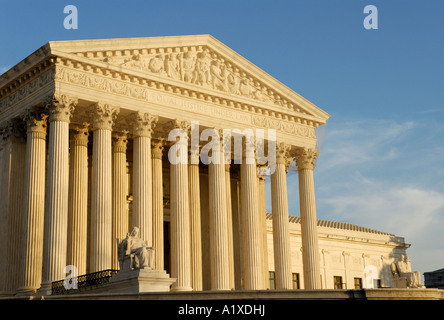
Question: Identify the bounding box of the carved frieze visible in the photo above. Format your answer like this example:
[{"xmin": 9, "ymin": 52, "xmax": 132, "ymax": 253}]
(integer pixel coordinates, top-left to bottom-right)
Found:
[
  {"xmin": 0, "ymin": 60, "xmax": 318, "ymax": 142},
  {"xmin": 0, "ymin": 70, "xmax": 55, "ymax": 112},
  {"xmin": 54, "ymin": 66, "xmax": 317, "ymax": 140}
]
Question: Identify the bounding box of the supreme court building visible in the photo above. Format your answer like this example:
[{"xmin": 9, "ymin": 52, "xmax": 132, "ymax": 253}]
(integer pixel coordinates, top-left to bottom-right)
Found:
[{"xmin": 0, "ymin": 35, "xmax": 412, "ymax": 297}]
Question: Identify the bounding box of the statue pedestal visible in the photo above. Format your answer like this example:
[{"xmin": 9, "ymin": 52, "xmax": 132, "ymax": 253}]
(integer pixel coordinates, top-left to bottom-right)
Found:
[{"xmin": 106, "ymin": 268, "xmax": 176, "ymax": 294}]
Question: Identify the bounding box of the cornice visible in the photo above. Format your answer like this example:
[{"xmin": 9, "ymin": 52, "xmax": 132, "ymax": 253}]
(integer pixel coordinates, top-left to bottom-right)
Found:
[
  {"xmin": 0, "ymin": 56, "xmax": 55, "ymax": 104},
  {"xmin": 0, "ymin": 43, "xmax": 51, "ymax": 86},
  {"xmin": 51, "ymin": 49, "xmax": 324, "ymax": 126},
  {"xmin": 0, "ymin": 36, "xmax": 328, "ymax": 147},
  {"xmin": 47, "ymin": 35, "xmax": 330, "ymax": 122}
]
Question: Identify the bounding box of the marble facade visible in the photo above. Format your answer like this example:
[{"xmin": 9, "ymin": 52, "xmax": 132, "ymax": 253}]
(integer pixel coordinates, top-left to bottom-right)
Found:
[{"xmin": 0, "ymin": 35, "xmax": 410, "ymax": 296}]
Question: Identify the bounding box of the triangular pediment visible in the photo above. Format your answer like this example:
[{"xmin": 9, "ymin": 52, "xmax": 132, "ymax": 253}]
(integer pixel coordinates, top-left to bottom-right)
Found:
[{"xmin": 48, "ymin": 35, "xmax": 330, "ymax": 124}]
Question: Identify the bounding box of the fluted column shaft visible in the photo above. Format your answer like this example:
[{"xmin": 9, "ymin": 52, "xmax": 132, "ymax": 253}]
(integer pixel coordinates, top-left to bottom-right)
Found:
[
  {"xmin": 189, "ymin": 150, "xmax": 202, "ymax": 290},
  {"xmin": 133, "ymin": 136, "xmax": 152, "ymax": 244},
  {"xmin": 90, "ymin": 103, "xmax": 119, "ymax": 272},
  {"xmin": 17, "ymin": 112, "xmax": 47, "ymax": 294},
  {"xmin": 225, "ymin": 164, "xmax": 235, "ymax": 290},
  {"xmin": 270, "ymin": 144, "xmax": 292, "ymax": 289},
  {"xmin": 209, "ymin": 142, "xmax": 229, "ymax": 290},
  {"xmin": 169, "ymin": 120, "xmax": 191, "ymax": 291},
  {"xmin": 0, "ymin": 121, "xmax": 26, "ymax": 295},
  {"xmin": 40, "ymin": 95, "xmax": 76, "ymax": 292},
  {"xmin": 152, "ymin": 139, "xmax": 165, "ymax": 271},
  {"xmin": 112, "ymin": 131, "xmax": 128, "ymax": 270},
  {"xmin": 132, "ymin": 112, "xmax": 158, "ymax": 245},
  {"xmin": 240, "ymin": 139, "xmax": 263, "ymax": 290},
  {"xmin": 67, "ymin": 124, "xmax": 89, "ymax": 276},
  {"xmin": 295, "ymin": 148, "xmax": 321, "ymax": 289},
  {"xmin": 258, "ymin": 172, "xmax": 270, "ymax": 289}
]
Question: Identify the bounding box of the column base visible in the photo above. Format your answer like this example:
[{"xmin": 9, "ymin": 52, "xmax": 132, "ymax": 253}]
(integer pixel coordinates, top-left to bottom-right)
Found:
[
  {"xmin": 171, "ymin": 286, "xmax": 193, "ymax": 292},
  {"xmin": 0, "ymin": 291, "xmax": 15, "ymax": 297},
  {"xmin": 105, "ymin": 268, "xmax": 176, "ymax": 294},
  {"xmin": 36, "ymin": 282, "xmax": 52, "ymax": 296},
  {"xmin": 15, "ymin": 286, "xmax": 39, "ymax": 297}
]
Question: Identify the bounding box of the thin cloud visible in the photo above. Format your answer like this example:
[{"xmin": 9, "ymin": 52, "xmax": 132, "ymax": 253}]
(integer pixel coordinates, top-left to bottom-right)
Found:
[
  {"xmin": 285, "ymin": 118, "xmax": 444, "ymax": 275},
  {"xmin": 316, "ymin": 119, "xmax": 416, "ymax": 173},
  {"xmin": 319, "ymin": 184, "xmax": 444, "ymax": 274},
  {"xmin": 413, "ymin": 108, "xmax": 444, "ymax": 115}
]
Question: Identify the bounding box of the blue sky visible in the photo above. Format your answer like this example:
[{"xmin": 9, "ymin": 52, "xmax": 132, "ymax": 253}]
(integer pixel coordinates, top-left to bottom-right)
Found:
[{"xmin": 1, "ymin": 0, "xmax": 443, "ymax": 276}]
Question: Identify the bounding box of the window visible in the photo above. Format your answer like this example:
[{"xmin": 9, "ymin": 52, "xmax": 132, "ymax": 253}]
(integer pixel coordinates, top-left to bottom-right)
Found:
[
  {"xmin": 333, "ymin": 276, "xmax": 343, "ymax": 289},
  {"xmin": 269, "ymin": 271, "xmax": 275, "ymax": 290},
  {"xmin": 354, "ymin": 277, "xmax": 362, "ymax": 289},
  {"xmin": 292, "ymin": 273, "xmax": 300, "ymax": 289}
]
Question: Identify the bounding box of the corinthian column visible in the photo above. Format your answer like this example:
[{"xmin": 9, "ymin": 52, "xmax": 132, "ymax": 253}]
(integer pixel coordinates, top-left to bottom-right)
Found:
[
  {"xmin": 67, "ymin": 124, "xmax": 90, "ymax": 276},
  {"xmin": 189, "ymin": 146, "xmax": 202, "ymax": 290},
  {"xmin": 152, "ymin": 139, "xmax": 165, "ymax": 271},
  {"xmin": 270, "ymin": 142, "xmax": 292, "ymax": 289},
  {"xmin": 39, "ymin": 94, "xmax": 77, "ymax": 294},
  {"xmin": 0, "ymin": 120, "xmax": 26, "ymax": 295},
  {"xmin": 112, "ymin": 131, "xmax": 128, "ymax": 270},
  {"xmin": 131, "ymin": 112, "xmax": 158, "ymax": 246},
  {"xmin": 90, "ymin": 103, "xmax": 119, "ymax": 272},
  {"xmin": 168, "ymin": 120, "xmax": 192, "ymax": 291},
  {"xmin": 294, "ymin": 147, "xmax": 321, "ymax": 289},
  {"xmin": 17, "ymin": 111, "xmax": 47, "ymax": 294},
  {"xmin": 208, "ymin": 133, "xmax": 229, "ymax": 290},
  {"xmin": 240, "ymin": 135, "xmax": 263, "ymax": 290}
]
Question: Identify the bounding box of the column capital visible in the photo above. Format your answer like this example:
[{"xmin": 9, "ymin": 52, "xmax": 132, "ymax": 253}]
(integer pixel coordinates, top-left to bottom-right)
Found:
[
  {"xmin": 257, "ymin": 164, "xmax": 268, "ymax": 177},
  {"xmin": 44, "ymin": 93, "xmax": 77, "ymax": 123},
  {"xmin": 165, "ymin": 119, "xmax": 191, "ymax": 133},
  {"xmin": 130, "ymin": 111, "xmax": 159, "ymax": 138},
  {"xmin": 0, "ymin": 118, "xmax": 26, "ymax": 144},
  {"xmin": 238, "ymin": 133, "xmax": 256, "ymax": 163},
  {"xmin": 70, "ymin": 123, "xmax": 90, "ymax": 147},
  {"xmin": 21, "ymin": 109, "xmax": 48, "ymax": 137},
  {"xmin": 92, "ymin": 102, "xmax": 119, "ymax": 131},
  {"xmin": 274, "ymin": 142, "xmax": 293, "ymax": 173},
  {"xmin": 112, "ymin": 130, "xmax": 129, "ymax": 153},
  {"xmin": 165, "ymin": 119, "xmax": 191, "ymax": 146},
  {"xmin": 152, "ymin": 138, "xmax": 166, "ymax": 160},
  {"xmin": 276, "ymin": 142, "xmax": 291, "ymax": 164},
  {"xmin": 294, "ymin": 147, "xmax": 318, "ymax": 171}
]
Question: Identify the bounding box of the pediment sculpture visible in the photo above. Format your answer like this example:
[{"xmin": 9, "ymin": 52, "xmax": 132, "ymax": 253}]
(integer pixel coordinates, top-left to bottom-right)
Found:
[
  {"xmin": 101, "ymin": 46, "xmax": 295, "ymax": 110},
  {"xmin": 116, "ymin": 226, "xmax": 155, "ymax": 271},
  {"xmin": 390, "ymin": 255, "xmax": 424, "ymax": 288}
]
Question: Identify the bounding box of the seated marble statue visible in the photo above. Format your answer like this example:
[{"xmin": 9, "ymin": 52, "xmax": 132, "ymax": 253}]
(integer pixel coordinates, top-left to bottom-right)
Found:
[
  {"xmin": 390, "ymin": 255, "xmax": 424, "ymax": 288},
  {"xmin": 117, "ymin": 227, "xmax": 154, "ymax": 271}
]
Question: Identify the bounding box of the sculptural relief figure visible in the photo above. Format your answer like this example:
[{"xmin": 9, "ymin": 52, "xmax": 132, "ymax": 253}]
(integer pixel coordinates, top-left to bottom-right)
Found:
[
  {"xmin": 210, "ymin": 60, "xmax": 228, "ymax": 91},
  {"xmin": 148, "ymin": 55, "xmax": 166, "ymax": 75},
  {"xmin": 117, "ymin": 226, "xmax": 154, "ymax": 270},
  {"xmin": 193, "ymin": 49, "xmax": 211, "ymax": 86},
  {"xmin": 180, "ymin": 51, "xmax": 196, "ymax": 83},
  {"xmin": 227, "ymin": 69, "xmax": 241, "ymax": 95},
  {"xmin": 239, "ymin": 76, "xmax": 254, "ymax": 98},
  {"xmin": 122, "ymin": 54, "xmax": 146, "ymax": 70},
  {"xmin": 164, "ymin": 53, "xmax": 181, "ymax": 80},
  {"xmin": 390, "ymin": 255, "xmax": 424, "ymax": 288}
]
